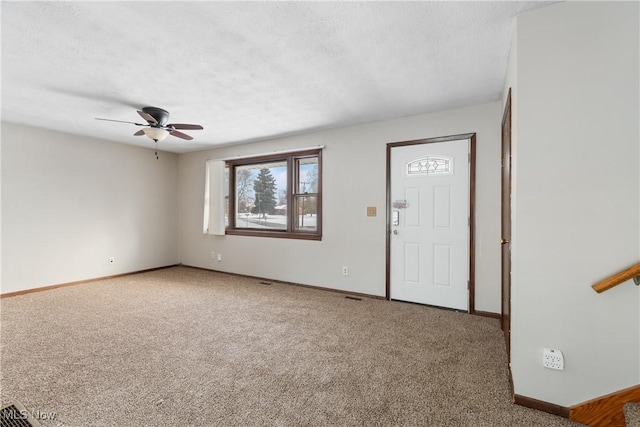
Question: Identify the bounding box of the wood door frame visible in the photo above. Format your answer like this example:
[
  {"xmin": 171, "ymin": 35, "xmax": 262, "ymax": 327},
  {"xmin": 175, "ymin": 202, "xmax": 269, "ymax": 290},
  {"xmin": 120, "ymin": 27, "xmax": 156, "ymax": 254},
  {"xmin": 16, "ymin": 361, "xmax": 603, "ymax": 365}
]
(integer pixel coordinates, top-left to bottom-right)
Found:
[
  {"xmin": 385, "ymin": 133, "xmax": 476, "ymax": 313},
  {"xmin": 501, "ymin": 89, "xmax": 513, "ymax": 358}
]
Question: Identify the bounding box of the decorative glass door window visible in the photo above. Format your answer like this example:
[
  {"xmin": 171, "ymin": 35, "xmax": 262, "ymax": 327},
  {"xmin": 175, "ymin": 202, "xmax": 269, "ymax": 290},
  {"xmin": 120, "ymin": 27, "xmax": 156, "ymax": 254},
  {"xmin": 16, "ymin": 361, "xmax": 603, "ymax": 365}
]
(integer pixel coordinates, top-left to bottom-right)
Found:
[{"xmin": 406, "ymin": 156, "xmax": 452, "ymax": 176}]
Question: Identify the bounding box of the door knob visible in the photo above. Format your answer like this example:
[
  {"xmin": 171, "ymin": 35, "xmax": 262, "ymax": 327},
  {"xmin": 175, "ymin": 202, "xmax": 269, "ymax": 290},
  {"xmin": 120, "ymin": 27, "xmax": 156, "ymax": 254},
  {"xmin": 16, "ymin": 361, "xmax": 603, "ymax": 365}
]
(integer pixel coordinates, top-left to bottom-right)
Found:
[{"xmin": 501, "ymin": 238, "xmax": 510, "ymax": 244}]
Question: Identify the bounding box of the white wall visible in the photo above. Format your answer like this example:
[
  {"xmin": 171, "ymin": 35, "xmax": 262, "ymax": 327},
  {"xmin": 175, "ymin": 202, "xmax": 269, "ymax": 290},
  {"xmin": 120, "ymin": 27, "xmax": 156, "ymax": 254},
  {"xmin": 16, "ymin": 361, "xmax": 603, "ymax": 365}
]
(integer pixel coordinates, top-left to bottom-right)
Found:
[
  {"xmin": 509, "ymin": 1, "xmax": 639, "ymax": 406},
  {"xmin": 179, "ymin": 102, "xmax": 503, "ymax": 313},
  {"xmin": 1, "ymin": 122, "xmax": 180, "ymax": 293}
]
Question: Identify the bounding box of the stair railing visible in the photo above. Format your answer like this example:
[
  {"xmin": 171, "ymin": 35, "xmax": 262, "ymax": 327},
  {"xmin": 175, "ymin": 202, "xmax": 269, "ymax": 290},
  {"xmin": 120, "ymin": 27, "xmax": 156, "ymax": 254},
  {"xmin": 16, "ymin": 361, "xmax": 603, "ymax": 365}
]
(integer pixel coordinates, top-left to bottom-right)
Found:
[{"xmin": 592, "ymin": 262, "xmax": 640, "ymax": 293}]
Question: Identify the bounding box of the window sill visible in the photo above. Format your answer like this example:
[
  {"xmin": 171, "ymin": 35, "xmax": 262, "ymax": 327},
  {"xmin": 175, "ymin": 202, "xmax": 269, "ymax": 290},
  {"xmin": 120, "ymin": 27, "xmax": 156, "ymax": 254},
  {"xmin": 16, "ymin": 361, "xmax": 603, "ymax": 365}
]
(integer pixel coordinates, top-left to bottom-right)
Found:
[{"xmin": 226, "ymin": 229, "xmax": 322, "ymax": 241}]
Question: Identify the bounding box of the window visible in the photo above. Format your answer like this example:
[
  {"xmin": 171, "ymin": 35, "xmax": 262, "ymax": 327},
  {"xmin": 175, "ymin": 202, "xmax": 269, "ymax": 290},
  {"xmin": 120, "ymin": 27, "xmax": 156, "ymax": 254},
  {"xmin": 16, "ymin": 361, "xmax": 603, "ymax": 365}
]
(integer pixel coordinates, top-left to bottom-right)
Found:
[{"xmin": 226, "ymin": 149, "xmax": 322, "ymax": 240}]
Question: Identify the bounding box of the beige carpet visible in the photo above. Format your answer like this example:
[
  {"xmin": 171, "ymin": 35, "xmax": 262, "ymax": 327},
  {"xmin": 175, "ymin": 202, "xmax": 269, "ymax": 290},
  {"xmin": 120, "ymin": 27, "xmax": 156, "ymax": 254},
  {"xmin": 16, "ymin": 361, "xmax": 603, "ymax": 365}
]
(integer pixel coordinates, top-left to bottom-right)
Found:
[
  {"xmin": 1, "ymin": 266, "xmax": 582, "ymax": 426},
  {"xmin": 626, "ymin": 402, "xmax": 640, "ymax": 427}
]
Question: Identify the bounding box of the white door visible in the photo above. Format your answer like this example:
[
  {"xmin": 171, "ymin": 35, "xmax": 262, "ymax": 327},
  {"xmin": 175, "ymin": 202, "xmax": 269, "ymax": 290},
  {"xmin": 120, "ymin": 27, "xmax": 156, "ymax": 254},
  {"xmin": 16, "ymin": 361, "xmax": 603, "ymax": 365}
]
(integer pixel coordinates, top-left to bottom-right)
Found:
[{"xmin": 390, "ymin": 139, "xmax": 470, "ymax": 310}]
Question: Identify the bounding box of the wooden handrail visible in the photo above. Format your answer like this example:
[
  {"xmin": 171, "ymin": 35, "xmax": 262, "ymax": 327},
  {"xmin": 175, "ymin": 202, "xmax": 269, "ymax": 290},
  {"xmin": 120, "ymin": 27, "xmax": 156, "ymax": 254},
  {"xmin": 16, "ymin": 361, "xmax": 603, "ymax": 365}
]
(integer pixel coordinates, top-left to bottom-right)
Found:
[{"xmin": 592, "ymin": 262, "xmax": 640, "ymax": 293}]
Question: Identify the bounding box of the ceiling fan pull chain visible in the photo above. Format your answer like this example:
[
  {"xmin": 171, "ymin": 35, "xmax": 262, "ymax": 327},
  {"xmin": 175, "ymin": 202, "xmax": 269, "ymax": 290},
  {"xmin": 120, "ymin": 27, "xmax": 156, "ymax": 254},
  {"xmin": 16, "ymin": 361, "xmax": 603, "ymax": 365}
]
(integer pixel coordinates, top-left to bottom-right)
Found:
[{"xmin": 155, "ymin": 140, "xmax": 159, "ymax": 160}]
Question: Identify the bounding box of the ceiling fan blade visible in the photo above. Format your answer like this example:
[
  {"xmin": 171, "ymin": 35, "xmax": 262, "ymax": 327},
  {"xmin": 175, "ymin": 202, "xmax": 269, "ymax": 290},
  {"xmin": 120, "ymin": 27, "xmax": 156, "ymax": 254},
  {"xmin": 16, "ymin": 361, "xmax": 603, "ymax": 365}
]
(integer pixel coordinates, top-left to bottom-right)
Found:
[
  {"xmin": 168, "ymin": 123, "xmax": 203, "ymax": 130},
  {"xmin": 133, "ymin": 129, "xmax": 145, "ymax": 136},
  {"xmin": 95, "ymin": 118, "xmax": 146, "ymax": 126},
  {"xmin": 137, "ymin": 110, "xmax": 157, "ymax": 125},
  {"xmin": 170, "ymin": 130, "xmax": 193, "ymax": 140}
]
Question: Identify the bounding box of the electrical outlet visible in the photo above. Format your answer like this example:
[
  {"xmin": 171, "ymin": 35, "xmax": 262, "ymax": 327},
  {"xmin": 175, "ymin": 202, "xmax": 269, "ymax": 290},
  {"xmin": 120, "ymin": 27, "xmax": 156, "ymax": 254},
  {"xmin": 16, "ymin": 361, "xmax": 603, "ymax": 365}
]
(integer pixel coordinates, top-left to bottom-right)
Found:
[
  {"xmin": 543, "ymin": 348, "xmax": 564, "ymax": 370},
  {"xmin": 342, "ymin": 266, "xmax": 348, "ymax": 276},
  {"xmin": 217, "ymin": 254, "xmax": 222, "ymax": 262},
  {"xmin": 211, "ymin": 251, "xmax": 216, "ymax": 259},
  {"xmin": 108, "ymin": 256, "xmax": 115, "ymax": 264}
]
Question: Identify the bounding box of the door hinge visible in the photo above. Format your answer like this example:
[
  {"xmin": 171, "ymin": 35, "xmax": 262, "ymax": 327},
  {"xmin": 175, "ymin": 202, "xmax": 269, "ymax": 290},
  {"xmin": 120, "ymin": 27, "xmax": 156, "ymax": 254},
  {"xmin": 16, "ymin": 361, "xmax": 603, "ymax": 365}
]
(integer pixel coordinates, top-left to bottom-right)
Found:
[{"xmin": 467, "ymin": 280, "xmax": 470, "ymax": 289}]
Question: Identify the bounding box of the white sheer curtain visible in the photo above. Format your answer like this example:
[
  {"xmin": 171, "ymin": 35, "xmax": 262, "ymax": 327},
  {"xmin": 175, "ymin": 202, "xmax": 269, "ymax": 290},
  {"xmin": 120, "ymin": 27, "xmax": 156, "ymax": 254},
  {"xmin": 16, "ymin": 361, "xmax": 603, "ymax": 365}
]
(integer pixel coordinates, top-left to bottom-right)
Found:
[{"xmin": 203, "ymin": 160, "xmax": 225, "ymax": 235}]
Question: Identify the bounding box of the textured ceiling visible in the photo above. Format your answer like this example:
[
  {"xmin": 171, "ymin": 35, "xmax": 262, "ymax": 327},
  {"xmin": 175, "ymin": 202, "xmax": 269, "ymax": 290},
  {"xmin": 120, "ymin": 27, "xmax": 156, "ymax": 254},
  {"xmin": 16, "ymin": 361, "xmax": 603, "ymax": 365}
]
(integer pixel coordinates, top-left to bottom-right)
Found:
[{"xmin": 1, "ymin": 1, "xmax": 552, "ymax": 153}]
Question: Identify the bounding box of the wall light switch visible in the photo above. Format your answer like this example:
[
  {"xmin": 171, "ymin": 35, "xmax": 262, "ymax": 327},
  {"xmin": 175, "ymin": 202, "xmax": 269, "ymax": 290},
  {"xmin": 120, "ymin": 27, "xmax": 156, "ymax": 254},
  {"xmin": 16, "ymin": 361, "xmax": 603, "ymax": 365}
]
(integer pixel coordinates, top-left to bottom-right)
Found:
[{"xmin": 367, "ymin": 207, "xmax": 377, "ymax": 217}]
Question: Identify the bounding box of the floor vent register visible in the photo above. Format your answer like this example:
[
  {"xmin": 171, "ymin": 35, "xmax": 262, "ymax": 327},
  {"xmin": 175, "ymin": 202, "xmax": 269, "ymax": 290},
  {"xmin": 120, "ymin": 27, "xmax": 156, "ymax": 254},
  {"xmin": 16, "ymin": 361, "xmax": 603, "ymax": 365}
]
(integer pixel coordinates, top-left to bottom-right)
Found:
[{"xmin": 0, "ymin": 402, "xmax": 41, "ymax": 427}]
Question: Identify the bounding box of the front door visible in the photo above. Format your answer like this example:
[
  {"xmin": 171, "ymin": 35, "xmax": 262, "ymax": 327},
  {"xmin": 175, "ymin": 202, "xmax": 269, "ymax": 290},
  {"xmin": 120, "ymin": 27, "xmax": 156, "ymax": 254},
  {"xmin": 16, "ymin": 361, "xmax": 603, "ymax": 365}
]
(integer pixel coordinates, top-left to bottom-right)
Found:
[{"xmin": 389, "ymin": 138, "xmax": 470, "ymax": 310}]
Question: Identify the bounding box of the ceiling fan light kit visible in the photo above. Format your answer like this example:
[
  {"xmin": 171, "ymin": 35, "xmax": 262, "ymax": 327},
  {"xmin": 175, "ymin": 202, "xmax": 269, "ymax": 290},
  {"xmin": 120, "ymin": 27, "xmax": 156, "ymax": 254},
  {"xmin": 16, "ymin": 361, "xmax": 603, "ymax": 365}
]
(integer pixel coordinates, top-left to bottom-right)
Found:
[{"xmin": 142, "ymin": 127, "xmax": 169, "ymax": 142}]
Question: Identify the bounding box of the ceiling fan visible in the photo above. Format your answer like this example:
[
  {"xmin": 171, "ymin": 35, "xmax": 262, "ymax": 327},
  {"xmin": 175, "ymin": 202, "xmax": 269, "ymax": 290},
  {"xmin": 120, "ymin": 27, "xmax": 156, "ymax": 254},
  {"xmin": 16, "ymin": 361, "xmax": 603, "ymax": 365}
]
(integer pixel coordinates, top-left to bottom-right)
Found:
[{"xmin": 96, "ymin": 106, "xmax": 203, "ymax": 142}]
